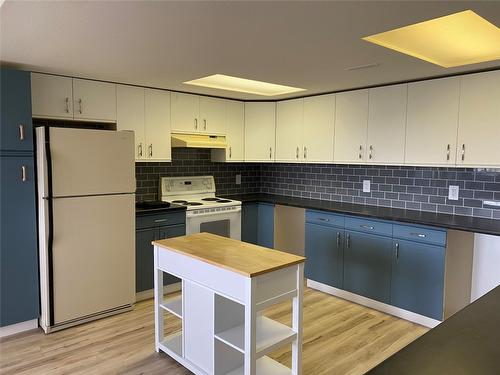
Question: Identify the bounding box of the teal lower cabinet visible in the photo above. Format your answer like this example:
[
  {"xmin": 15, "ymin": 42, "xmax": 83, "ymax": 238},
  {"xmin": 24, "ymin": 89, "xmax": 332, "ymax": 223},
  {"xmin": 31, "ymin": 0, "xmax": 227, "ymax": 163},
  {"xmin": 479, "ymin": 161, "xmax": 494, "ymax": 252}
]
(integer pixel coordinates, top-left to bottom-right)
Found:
[
  {"xmin": 343, "ymin": 231, "xmax": 393, "ymax": 304},
  {"xmin": 241, "ymin": 202, "xmax": 274, "ymax": 248},
  {"xmin": 136, "ymin": 211, "xmax": 186, "ymax": 293}
]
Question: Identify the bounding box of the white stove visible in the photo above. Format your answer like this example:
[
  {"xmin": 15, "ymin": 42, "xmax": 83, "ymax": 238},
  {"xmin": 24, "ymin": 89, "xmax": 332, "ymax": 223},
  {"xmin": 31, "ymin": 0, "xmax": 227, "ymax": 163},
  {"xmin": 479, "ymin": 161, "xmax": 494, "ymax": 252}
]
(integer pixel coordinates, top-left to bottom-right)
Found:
[{"xmin": 160, "ymin": 176, "xmax": 242, "ymax": 239}]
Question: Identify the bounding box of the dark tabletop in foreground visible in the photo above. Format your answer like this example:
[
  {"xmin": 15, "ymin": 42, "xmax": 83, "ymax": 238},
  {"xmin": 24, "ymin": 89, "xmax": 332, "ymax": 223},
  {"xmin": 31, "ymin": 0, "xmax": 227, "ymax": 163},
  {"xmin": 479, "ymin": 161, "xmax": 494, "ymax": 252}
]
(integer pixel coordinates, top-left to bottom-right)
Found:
[
  {"xmin": 367, "ymin": 286, "xmax": 500, "ymax": 375},
  {"xmin": 225, "ymin": 193, "xmax": 500, "ymax": 236}
]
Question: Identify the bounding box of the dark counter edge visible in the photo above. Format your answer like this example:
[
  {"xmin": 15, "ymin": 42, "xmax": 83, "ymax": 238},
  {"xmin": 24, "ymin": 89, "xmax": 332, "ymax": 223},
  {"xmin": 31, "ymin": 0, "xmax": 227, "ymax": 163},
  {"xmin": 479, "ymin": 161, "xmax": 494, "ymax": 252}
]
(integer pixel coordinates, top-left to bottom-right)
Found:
[
  {"xmin": 136, "ymin": 204, "xmax": 187, "ymax": 215},
  {"xmin": 224, "ymin": 193, "xmax": 500, "ymax": 236}
]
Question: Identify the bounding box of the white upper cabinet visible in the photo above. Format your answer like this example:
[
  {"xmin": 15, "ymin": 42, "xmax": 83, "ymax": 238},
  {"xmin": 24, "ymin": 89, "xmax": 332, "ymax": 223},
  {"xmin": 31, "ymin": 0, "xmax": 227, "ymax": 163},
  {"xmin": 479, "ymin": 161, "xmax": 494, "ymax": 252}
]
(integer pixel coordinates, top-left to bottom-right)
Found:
[
  {"xmin": 117, "ymin": 85, "xmax": 145, "ymax": 160},
  {"xmin": 303, "ymin": 94, "xmax": 335, "ymax": 163},
  {"xmin": 31, "ymin": 73, "xmax": 74, "ymax": 119},
  {"xmin": 199, "ymin": 96, "xmax": 226, "ymax": 135},
  {"xmin": 457, "ymin": 70, "xmax": 500, "ymax": 167},
  {"xmin": 334, "ymin": 89, "xmax": 369, "ymax": 163},
  {"xmin": 171, "ymin": 93, "xmax": 225, "ymax": 134},
  {"xmin": 145, "ymin": 89, "xmax": 171, "ymax": 162},
  {"xmin": 276, "ymin": 98, "xmax": 304, "ymax": 162},
  {"xmin": 244, "ymin": 102, "xmax": 276, "ymax": 162},
  {"xmin": 367, "ymin": 84, "xmax": 407, "ymax": 165},
  {"xmin": 212, "ymin": 100, "xmax": 245, "ymax": 162},
  {"xmin": 72, "ymin": 79, "xmax": 116, "ymax": 122},
  {"xmin": 405, "ymin": 77, "xmax": 460, "ymax": 166}
]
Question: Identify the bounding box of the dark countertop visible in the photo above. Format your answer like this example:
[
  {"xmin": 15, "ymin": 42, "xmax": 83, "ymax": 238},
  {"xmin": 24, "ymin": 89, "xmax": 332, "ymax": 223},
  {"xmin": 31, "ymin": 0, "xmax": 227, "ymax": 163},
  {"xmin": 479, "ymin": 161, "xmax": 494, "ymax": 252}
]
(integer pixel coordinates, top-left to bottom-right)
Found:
[
  {"xmin": 224, "ymin": 193, "xmax": 500, "ymax": 236},
  {"xmin": 367, "ymin": 286, "xmax": 500, "ymax": 375},
  {"xmin": 135, "ymin": 202, "xmax": 186, "ymax": 215}
]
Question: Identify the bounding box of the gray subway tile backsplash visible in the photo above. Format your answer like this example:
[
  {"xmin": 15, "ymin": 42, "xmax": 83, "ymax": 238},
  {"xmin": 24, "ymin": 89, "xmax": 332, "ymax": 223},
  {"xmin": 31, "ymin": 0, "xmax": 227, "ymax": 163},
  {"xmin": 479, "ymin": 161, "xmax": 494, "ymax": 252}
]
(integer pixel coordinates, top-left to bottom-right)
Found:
[{"xmin": 135, "ymin": 149, "xmax": 500, "ymax": 220}]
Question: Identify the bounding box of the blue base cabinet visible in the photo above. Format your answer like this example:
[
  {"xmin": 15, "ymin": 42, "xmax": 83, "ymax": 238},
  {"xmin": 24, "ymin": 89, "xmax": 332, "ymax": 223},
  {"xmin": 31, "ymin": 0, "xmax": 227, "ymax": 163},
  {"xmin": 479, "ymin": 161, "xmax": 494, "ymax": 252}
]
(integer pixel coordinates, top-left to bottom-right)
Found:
[
  {"xmin": 136, "ymin": 211, "xmax": 185, "ymax": 293},
  {"xmin": 242, "ymin": 203, "xmax": 274, "ymax": 248}
]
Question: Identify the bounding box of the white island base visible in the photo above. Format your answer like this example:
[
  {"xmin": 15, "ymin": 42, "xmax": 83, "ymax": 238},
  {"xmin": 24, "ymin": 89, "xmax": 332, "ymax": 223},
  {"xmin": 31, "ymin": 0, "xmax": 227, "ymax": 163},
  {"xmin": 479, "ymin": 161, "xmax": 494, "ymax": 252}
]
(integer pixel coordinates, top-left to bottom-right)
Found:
[{"xmin": 153, "ymin": 233, "xmax": 305, "ymax": 375}]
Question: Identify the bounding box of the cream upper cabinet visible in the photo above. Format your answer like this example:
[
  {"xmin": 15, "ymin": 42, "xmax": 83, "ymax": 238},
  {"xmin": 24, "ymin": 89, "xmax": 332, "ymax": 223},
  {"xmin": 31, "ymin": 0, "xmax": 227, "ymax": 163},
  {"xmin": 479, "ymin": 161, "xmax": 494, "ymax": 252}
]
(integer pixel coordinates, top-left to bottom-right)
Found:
[
  {"xmin": 303, "ymin": 94, "xmax": 335, "ymax": 163},
  {"xmin": 457, "ymin": 70, "xmax": 500, "ymax": 167},
  {"xmin": 244, "ymin": 102, "xmax": 276, "ymax": 162},
  {"xmin": 171, "ymin": 92, "xmax": 200, "ymax": 133},
  {"xmin": 334, "ymin": 89, "xmax": 369, "ymax": 163},
  {"xmin": 117, "ymin": 85, "xmax": 145, "ymax": 160},
  {"xmin": 145, "ymin": 89, "xmax": 171, "ymax": 162},
  {"xmin": 367, "ymin": 84, "xmax": 407, "ymax": 165},
  {"xmin": 199, "ymin": 96, "xmax": 226, "ymax": 135},
  {"xmin": 276, "ymin": 98, "xmax": 304, "ymax": 162},
  {"xmin": 222, "ymin": 100, "xmax": 245, "ymax": 161},
  {"xmin": 72, "ymin": 79, "xmax": 116, "ymax": 122},
  {"xmin": 406, "ymin": 77, "xmax": 460, "ymax": 166},
  {"xmin": 31, "ymin": 73, "xmax": 73, "ymax": 119}
]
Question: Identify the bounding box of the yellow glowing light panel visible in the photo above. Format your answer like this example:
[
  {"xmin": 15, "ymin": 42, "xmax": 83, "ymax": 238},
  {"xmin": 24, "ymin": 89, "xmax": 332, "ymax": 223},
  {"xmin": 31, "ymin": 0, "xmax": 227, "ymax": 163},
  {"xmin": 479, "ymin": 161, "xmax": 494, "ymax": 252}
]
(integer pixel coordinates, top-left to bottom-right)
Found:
[
  {"xmin": 184, "ymin": 74, "xmax": 305, "ymax": 96},
  {"xmin": 363, "ymin": 10, "xmax": 500, "ymax": 67}
]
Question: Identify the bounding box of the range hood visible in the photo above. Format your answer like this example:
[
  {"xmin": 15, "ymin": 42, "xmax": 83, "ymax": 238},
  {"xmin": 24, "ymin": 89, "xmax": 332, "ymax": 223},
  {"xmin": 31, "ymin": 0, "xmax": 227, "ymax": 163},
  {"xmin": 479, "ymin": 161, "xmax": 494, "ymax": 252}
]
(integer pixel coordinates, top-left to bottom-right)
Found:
[{"xmin": 171, "ymin": 133, "xmax": 227, "ymax": 148}]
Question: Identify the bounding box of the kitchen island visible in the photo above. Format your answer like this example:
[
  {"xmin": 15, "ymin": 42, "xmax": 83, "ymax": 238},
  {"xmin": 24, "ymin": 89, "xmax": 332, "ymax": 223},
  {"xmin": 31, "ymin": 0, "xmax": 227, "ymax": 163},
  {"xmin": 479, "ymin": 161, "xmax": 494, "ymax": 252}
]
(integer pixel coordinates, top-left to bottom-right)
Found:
[{"xmin": 153, "ymin": 232, "xmax": 306, "ymax": 375}]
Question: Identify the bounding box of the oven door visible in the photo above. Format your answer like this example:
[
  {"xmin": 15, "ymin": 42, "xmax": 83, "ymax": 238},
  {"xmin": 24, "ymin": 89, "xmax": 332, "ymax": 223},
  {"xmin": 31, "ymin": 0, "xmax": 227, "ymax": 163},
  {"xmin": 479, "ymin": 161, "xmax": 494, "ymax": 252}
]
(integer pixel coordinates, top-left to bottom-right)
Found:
[{"xmin": 186, "ymin": 207, "xmax": 241, "ymax": 240}]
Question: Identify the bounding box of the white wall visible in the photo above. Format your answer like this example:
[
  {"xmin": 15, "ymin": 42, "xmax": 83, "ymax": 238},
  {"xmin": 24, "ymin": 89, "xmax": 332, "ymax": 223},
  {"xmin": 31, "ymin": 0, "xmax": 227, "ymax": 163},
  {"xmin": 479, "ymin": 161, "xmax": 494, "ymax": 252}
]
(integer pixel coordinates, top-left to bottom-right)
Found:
[{"xmin": 471, "ymin": 234, "xmax": 500, "ymax": 302}]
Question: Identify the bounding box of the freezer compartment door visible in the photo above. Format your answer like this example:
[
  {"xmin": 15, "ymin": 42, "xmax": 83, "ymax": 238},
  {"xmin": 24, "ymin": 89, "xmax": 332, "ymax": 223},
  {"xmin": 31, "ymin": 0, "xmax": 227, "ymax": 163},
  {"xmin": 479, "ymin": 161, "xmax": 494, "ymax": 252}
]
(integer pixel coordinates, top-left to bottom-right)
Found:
[
  {"xmin": 51, "ymin": 194, "xmax": 135, "ymax": 325},
  {"xmin": 37, "ymin": 127, "xmax": 135, "ymax": 197}
]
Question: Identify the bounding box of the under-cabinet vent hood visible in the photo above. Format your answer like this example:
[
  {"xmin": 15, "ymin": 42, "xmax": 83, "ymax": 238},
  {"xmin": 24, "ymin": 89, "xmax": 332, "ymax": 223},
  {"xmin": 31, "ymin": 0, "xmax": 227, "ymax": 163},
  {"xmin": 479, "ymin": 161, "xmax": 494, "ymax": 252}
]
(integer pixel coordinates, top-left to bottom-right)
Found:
[{"xmin": 171, "ymin": 133, "xmax": 227, "ymax": 148}]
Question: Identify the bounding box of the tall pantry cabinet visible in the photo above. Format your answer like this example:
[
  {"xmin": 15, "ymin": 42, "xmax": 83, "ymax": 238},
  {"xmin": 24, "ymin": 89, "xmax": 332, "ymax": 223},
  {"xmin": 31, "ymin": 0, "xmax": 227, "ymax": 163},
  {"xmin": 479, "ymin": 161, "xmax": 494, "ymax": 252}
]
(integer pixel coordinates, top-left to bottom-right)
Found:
[{"xmin": 0, "ymin": 69, "xmax": 39, "ymax": 328}]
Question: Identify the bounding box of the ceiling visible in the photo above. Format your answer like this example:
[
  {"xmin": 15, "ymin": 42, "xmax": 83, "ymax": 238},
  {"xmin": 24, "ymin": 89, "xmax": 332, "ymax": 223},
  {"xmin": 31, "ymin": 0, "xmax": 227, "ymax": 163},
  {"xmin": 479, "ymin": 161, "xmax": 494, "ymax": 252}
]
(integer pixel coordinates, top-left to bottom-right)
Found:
[{"xmin": 1, "ymin": 1, "xmax": 499, "ymax": 100}]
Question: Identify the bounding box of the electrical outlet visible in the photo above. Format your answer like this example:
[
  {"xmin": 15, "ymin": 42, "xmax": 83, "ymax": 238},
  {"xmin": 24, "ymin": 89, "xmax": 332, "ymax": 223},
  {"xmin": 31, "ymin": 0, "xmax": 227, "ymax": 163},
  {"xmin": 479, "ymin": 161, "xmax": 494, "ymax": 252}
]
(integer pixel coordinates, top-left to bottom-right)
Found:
[
  {"xmin": 363, "ymin": 180, "xmax": 371, "ymax": 193},
  {"xmin": 448, "ymin": 185, "xmax": 459, "ymax": 200},
  {"xmin": 235, "ymin": 174, "xmax": 241, "ymax": 185}
]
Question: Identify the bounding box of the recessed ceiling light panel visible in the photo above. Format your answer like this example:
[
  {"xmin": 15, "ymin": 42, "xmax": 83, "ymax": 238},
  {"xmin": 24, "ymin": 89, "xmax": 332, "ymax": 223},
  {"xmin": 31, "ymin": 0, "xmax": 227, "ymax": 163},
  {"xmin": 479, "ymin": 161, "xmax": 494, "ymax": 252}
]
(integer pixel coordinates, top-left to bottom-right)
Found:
[
  {"xmin": 184, "ymin": 74, "xmax": 306, "ymax": 96},
  {"xmin": 362, "ymin": 10, "xmax": 500, "ymax": 68}
]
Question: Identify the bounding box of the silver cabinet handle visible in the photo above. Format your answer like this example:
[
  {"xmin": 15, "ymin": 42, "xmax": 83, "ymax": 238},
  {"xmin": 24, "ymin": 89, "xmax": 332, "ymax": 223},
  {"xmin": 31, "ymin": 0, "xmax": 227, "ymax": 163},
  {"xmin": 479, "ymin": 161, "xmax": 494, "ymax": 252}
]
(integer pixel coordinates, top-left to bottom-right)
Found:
[
  {"xmin": 154, "ymin": 219, "xmax": 167, "ymax": 223},
  {"xmin": 296, "ymin": 146, "xmax": 299, "ymax": 159},
  {"xmin": 194, "ymin": 118, "xmax": 198, "ymax": 130},
  {"xmin": 203, "ymin": 119, "xmax": 207, "ymax": 130},
  {"xmin": 229, "ymin": 146, "xmax": 232, "ymax": 158},
  {"xmin": 369, "ymin": 145, "xmax": 373, "ymax": 160},
  {"xmin": 446, "ymin": 144, "xmax": 450, "ymax": 161},
  {"xmin": 65, "ymin": 97, "xmax": 70, "ymax": 113},
  {"xmin": 410, "ymin": 232, "xmax": 426, "ymax": 238},
  {"xmin": 304, "ymin": 146, "xmax": 307, "ymax": 159},
  {"xmin": 21, "ymin": 165, "xmax": 27, "ymax": 182},
  {"xmin": 77, "ymin": 98, "xmax": 82, "ymax": 114},
  {"xmin": 461, "ymin": 144, "xmax": 465, "ymax": 161},
  {"xmin": 317, "ymin": 217, "xmax": 330, "ymax": 222},
  {"xmin": 360, "ymin": 224, "xmax": 374, "ymax": 230},
  {"xmin": 19, "ymin": 124, "xmax": 25, "ymax": 141},
  {"xmin": 358, "ymin": 145, "xmax": 363, "ymax": 159},
  {"xmin": 269, "ymin": 147, "xmax": 272, "ymax": 159},
  {"xmin": 336, "ymin": 232, "xmax": 341, "ymax": 247},
  {"xmin": 346, "ymin": 233, "xmax": 351, "ymax": 248},
  {"xmin": 395, "ymin": 242, "xmax": 399, "ymax": 260},
  {"xmin": 138, "ymin": 143, "xmax": 143, "ymax": 157},
  {"xmin": 149, "ymin": 144, "xmax": 153, "ymax": 157}
]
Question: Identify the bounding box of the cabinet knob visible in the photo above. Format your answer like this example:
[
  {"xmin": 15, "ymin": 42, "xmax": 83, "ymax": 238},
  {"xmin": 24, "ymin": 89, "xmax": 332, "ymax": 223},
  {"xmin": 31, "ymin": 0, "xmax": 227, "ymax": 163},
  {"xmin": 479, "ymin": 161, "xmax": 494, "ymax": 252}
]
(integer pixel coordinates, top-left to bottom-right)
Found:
[
  {"xmin": 461, "ymin": 144, "xmax": 465, "ymax": 161},
  {"xmin": 369, "ymin": 145, "xmax": 373, "ymax": 160},
  {"xmin": 346, "ymin": 234, "xmax": 351, "ymax": 248},
  {"xmin": 19, "ymin": 124, "xmax": 25, "ymax": 141},
  {"xmin": 269, "ymin": 147, "xmax": 272, "ymax": 159},
  {"xmin": 304, "ymin": 146, "xmax": 307, "ymax": 159},
  {"xmin": 65, "ymin": 97, "xmax": 70, "ymax": 113},
  {"xmin": 203, "ymin": 119, "xmax": 207, "ymax": 130},
  {"xmin": 296, "ymin": 146, "xmax": 299, "ymax": 159},
  {"xmin": 358, "ymin": 145, "xmax": 363, "ymax": 159},
  {"xmin": 149, "ymin": 144, "xmax": 153, "ymax": 158},
  {"xmin": 395, "ymin": 242, "xmax": 399, "ymax": 260},
  {"xmin": 138, "ymin": 143, "xmax": 143, "ymax": 157},
  {"xmin": 336, "ymin": 232, "xmax": 341, "ymax": 247},
  {"xmin": 21, "ymin": 165, "xmax": 27, "ymax": 182},
  {"xmin": 446, "ymin": 144, "xmax": 451, "ymax": 161},
  {"xmin": 194, "ymin": 118, "xmax": 198, "ymax": 130},
  {"xmin": 229, "ymin": 146, "xmax": 232, "ymax": 158}
]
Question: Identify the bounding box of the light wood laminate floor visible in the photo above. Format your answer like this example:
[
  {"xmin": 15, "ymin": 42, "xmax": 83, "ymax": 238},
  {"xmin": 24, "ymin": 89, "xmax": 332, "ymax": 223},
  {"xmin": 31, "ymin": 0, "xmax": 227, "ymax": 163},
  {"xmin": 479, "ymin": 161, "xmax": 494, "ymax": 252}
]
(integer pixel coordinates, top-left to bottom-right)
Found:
[{"xmin": 0, "ymin": 288, "xmax": 428, "ymax": 375}]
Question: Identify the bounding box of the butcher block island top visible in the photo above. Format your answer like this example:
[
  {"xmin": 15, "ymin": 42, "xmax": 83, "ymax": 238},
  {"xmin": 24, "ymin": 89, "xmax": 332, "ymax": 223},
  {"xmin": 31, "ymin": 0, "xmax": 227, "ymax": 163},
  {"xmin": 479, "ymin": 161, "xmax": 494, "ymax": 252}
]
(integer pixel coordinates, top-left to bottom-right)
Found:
[{"xmin": 152, "ymin": 232, "xmax": 305, "ymax": 277}]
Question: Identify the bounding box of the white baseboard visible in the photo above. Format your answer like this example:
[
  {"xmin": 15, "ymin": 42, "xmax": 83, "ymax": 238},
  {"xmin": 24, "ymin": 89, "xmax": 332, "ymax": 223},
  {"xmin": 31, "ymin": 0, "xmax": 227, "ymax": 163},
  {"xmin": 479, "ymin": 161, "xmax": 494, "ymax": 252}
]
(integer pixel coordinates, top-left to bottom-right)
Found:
[
  {"xmin": 307, "ymin": 279, "xmax": 441, "ymax": 328},
  {"xmin": 0, "ymin": 319, "xmax": 39, "ymax": 338},
  {"xmin": 135, "ymin": 282, "xmax": 182, "ymax": 302}
]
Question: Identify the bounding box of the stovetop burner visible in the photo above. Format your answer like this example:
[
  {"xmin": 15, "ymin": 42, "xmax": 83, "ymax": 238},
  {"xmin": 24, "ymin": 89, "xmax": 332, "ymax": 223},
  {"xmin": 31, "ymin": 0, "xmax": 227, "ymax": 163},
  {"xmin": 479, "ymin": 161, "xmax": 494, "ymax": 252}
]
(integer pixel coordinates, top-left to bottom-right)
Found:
[
  {"xmin": 172, "ymin": 200, "xmax": 188, "ymax": 205},
  {"xmin": 216, "ymin": 199, "xmax": 232, "ymax": 203},
  {"xmin": 185, "ymin": 202, "xmax": 203, "ymax": 206},
  {"xmin": 201, "ymin": 198, "xmax": 221, "ymax": 202}
]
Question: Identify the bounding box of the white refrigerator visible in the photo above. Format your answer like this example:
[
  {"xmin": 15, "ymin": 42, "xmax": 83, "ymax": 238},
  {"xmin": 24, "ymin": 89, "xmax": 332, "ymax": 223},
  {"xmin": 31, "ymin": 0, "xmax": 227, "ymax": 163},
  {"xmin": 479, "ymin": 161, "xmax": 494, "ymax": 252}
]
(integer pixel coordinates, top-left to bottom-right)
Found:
[{"xmin": 36, "ymin": 127, "xmax": 136, "ymax": 333}]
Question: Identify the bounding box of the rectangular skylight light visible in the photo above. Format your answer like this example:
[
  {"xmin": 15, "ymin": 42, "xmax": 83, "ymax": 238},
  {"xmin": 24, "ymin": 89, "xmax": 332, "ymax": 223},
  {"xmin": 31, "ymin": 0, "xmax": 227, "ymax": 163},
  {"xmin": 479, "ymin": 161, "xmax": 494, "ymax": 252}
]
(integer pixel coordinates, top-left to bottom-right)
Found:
[
  {"xmin": 362, "ymin": 10, "xmax": 500, "ymax": 68},
  {"xmin": 184, "ymin": 74, "xmax": 305, "ymax": 96}
]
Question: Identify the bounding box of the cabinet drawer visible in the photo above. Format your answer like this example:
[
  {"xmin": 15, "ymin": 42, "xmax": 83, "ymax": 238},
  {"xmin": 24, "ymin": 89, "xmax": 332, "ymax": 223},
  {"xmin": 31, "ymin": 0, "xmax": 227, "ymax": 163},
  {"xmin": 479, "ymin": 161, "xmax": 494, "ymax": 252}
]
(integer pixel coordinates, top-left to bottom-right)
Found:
[
  {"xmin": 306, "ymin": 210, "xmax": 345, "ymax": 228},
  {"xmin": 345, "ymin": 216, "xmax": 392, "ymax": 237},
  {"xmin": 393, "ymin": 224, "xmax": 446, "ymax": 246},
  {"xmin": 136, "ymin": 211, "xmax": 186, "ymax": 230}
]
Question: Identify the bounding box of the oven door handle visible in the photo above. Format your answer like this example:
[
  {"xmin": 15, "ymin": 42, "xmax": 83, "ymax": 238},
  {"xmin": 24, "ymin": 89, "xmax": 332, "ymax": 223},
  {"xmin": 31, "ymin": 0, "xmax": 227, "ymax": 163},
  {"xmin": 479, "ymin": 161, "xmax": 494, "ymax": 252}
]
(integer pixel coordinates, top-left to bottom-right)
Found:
[{"xmin": 186, "ymin": 207, "xmax": 242, "ymax": 218}]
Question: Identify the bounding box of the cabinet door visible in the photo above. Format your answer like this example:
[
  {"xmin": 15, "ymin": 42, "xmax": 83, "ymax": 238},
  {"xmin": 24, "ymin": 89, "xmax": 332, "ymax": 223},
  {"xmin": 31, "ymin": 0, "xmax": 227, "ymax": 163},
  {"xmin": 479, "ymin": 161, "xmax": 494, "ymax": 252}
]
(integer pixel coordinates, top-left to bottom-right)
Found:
[
  {"xmin": 343, "ymin": 231, "xmax": 392, "ymax": 304},
  {"xmin": 334, "ymin": 90, "xmax": 369, "ymax": 163},
  {"xmin": 73, "ymin": 79, "xmax": 116, "ymax": 122},
  {"xmin": 244, "ymin": 102, "xmax": 276, "ymax": 162},
  {"xmin": 305, "ymin": 224, "xmax": 343, "ymax": 289},
  {"xmin": 303, "ymin": 94, "xmax": 335, "ymax": 163},
  {"xmin": 391, "ymin": 240, "xmax": 445, "ymax": 320},
  {"xmin": 225, "ymin": 100, "xmax": 245, "ymax": 161},
  {"xmin": 171, "ymin": 92, "xmax": 200, "ymax": 133},
  {"xmin": 457, "ymin": 70, "xmax": 500, "ymax": 167},
  {"xmin": 257, "ymin": 203, "xmax": 275, "ymax": 248},
  {"xmin": 367, "ymin": 84, "xmax": 407, "ymax": 165},
  {"xmin": 159, "ymin": 224, "xmax": 185, "ymax": 285},
  {"xmin": 1, "ymin": 69, "xmax": 33, "ymax": 152},
  {"xmin": 145, "ymin": 89, "xmax": 171, "ymax": 161},
  {"xmin": 199, "ymin": 96, "xmax": 225, "ymax": 134},
  {"xmin": 135, "ymin": 228, "xmax": 157, "ymax": 293},
  {"xmin": 31, "ymin": 73, "xmax": 73, "ymax": 120},
  {"xmin": 116, "ymin": 85, "xmax": 145, "ymax": 160},
  {"xmin": 276, "ymin": 98, "xmax": 304, "ymax": 162},
  {"xmin": 241, "ymin": 203, "xmax": 258, "ymax": 245},
  {"xmin": 406, "ymin": 77, "xmax": 459, "ymax": 165},
  {"xmin": 0, "ymin": 156, "xmax": 39, "ymax": 326}
]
